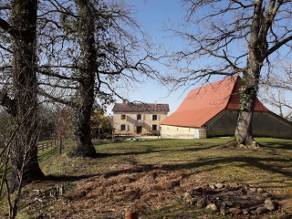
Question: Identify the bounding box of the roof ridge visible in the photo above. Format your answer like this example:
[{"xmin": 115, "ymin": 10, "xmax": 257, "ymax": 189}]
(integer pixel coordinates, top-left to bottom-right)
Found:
[
  {"xmin": 201, "ymin": 76, "xmax": 239, "ymax": 125},
  {"xmin": 189, "ymin": 75, "xmax": 238, "ymax": 93},
  {"xmin": 223, "ymin": 75, "xmax": 239, "ymax": 111},
  {"xmin": 112, "ymin": 102, "xmax": 169, "ymax": 113}
]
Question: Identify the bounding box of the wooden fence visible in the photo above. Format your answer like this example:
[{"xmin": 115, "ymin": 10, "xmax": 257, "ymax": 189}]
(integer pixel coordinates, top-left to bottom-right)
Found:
[{"xmin": 37, "ymin": 138, "xmax": 64, "ymax": 154}]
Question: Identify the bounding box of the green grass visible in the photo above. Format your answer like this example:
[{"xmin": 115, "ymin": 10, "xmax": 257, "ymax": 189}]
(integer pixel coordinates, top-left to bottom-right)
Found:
[
  {"xmin": 2, "ymin": 137, "xmax": 292, "ymax": 218},
  {"xmin": 40, "ymin": 138, "xmax": 231, "ymax": 176},
  {"xmin": 41, "ymin": 137, "xmax": 292, "ymax": 185},
  {"xmin": 102, "ymin": 137, "xmax": 292, "ymax": 190}
]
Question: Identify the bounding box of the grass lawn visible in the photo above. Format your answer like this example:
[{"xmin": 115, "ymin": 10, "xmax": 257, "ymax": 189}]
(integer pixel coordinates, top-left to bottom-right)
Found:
[{"xmin": 1, "ymin": 137, "xmax": 292, "ymax": 218}]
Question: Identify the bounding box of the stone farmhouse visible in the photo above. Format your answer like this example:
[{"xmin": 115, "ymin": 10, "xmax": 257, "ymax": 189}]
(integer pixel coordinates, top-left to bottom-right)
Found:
[
  {"xmin": 112, "ymin": 102, "xmax": 169, "ymax": 136},
  {"xmin": 161, "ymin": 75, "xmax": 292, "ymax": 139}
]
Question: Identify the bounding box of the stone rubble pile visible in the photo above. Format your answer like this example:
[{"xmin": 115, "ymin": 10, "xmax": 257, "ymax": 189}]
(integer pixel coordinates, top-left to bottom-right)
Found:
[{"xmin": 184, "ymin": 183, "xmax": 279, "ymax": 216}]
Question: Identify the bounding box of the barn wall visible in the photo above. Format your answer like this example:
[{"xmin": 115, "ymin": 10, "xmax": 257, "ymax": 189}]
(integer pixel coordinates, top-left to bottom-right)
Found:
[
  {"xmin": 206, "ymin": 110, "xmax": 292, "ymax": 139},
  {"xmin": 160, "ymin": 125, "xmax": 206, "ymax": 139},
  {"xmin": 253, "ymin": 112, "xmax": 292, "ymax": 138}
]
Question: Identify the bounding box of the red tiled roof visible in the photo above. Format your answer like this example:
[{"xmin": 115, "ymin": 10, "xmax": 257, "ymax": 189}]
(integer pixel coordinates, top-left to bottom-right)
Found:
[
  {"xmin": 226, "ymin": 80, "xmax": 268, "ymax": 111},
  {"xmin": 112, "ymin": 102, "xmax": 169, "ymax": 113},
  {"xmin": 161, "ymin": 75, "xmax": 268, "ymax": 128}
]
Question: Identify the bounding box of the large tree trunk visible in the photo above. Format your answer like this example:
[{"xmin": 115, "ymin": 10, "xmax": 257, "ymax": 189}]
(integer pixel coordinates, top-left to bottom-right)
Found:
[
  {"xmin": 10, "ymin": 0, "xmax": 44, "ymax": 187},
  {"xmin": 235, "ymin": 73, "xmax": 259, "ymax": 147},
  {"xmin": 235, "ymin": 62, "xmax": 262, "ymax": 148},
  {"xmin": 71, "ymin": 0, "xmax": 96, "ymax": 157},
  {"xmin": 234, "ymin": 0, "xmax": 267, "ymax": 148}
]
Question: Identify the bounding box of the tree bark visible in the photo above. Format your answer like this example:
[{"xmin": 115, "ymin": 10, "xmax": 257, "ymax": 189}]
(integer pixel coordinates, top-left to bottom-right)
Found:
[
  {"xmin": 235, "ymin": 73, "xmax": 259, "ymax": 147},
  {"xmin": 234, "ymin": 0, "xmax": 268, "ymax": 148},
  {"xmin": 10, "ymin": 0, "xmax": 44, "ymax": 187},
  {"xmin": 71, "ymin": 0, "xmax": 96, "ymax": 157}
]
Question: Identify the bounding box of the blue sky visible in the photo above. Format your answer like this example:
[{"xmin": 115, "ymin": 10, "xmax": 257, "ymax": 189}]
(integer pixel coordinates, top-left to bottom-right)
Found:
[
  {"xmin": 111, "ymin": 0, "xmax": 292, "ymax": 115},
  {"xmin": 116, "ymin": 0, "xmax": 193, "ymax": 113},
  {"xmin": 117, "ymin": 0, "xmax": 236, "ymax": 113}
]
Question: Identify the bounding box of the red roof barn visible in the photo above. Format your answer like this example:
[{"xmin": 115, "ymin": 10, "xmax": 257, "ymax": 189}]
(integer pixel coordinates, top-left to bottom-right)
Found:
[{"xmin": 161, "ymin": 76, "xmax": 292, "ymax": 139}]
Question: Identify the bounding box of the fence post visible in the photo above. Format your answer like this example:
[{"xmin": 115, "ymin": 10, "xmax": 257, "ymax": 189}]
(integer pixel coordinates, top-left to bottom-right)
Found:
[
  {"xmin": 59, "ymin": 138, "xmax": 63, "ymax": 154},
  {"xmin": 112, "ymin": 129, "xmax": 115, "ymax": 142}
]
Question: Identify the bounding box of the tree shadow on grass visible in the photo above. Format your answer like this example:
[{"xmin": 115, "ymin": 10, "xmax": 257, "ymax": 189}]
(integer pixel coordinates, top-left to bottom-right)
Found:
[
  {"xmin": 43, "ymin": 173, "xmax": 101, "ymax": 182},
  {"xmin": 259, "ymin": 140, "xmax": 292, "ymax": 151},
  {"xmin": 39, "ymin": 155, "xmax": 292, "ymax": 189},
  {"xmin": 102, "ymin": 156, "xmax": 292, "ymax": 179},
  {"xmin": 39, "ymin": 140, "xmax": 292, "ymax": 184},
  {"xmin": 94, "ymin": 143, "xmax": 221, "ymax": 158},
  {"xmin": 38, "ymin": 147, "xmax": 58, "ymax": 161}
]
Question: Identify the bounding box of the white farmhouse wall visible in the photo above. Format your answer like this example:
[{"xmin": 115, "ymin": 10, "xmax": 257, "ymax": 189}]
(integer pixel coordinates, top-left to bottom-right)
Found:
[{"xmin": 160, "ymin": 125, "xmax": 206, "ymax": 139}]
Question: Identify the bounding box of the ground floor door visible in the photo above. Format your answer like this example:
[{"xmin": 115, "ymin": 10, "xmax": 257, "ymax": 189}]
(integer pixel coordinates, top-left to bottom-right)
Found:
[{"xmin": 136, "ymin": 126, "xmax": 142, "ymax": 134}]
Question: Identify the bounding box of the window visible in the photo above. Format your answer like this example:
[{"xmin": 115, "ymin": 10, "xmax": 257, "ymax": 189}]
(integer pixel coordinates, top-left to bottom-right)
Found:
[
  {"xmin": 152, "ymin": 114, "xmax": 158, "ymax": 121},
  {"xmin": 121, "ymin": 114, "xmax": 126, "ymax": 120},
  {"xmin": 152, "ymin": 124, "xmax": 157, "ymax": 131},
  {"xmin": 137, "ymin": 114, "xmax": 142, "ymax": 120},
  {"xmin": 120, "ymin": 124, "xmax": 126, "ymax": 131}
]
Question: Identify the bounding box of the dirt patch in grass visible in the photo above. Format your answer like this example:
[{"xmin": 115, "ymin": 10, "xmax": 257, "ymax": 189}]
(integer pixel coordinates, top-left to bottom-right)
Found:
[
  {"xmin": 30, "ymin": 162, "xmax": 290, "ymax": 219},
  {"xmin": 38, "ymin": 164, "xmax": 200, "ymax": 218}
]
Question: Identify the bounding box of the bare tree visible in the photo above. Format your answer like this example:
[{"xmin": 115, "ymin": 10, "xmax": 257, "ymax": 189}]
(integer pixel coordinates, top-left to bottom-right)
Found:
[
  {"xmin": 261, "ymin": 65, "xmax": 292, "ymax": 119},
  {"xmin": 172, "ymin": 0, "xmax": 292, "ymax": 147},
  {"xmin": 71, "ymin": 0, "xmax": 102, "ymax": 156},
  {"xmin": 0, "ymin": 0, "xmax": 44, "ymax": 187},
  {"xmin": 37, "ymin": 0, "xmax": 157, "ymax": 156},
  {"xmin": 54, "ymin": 105, "xmax": 74, "ymax": 142}
]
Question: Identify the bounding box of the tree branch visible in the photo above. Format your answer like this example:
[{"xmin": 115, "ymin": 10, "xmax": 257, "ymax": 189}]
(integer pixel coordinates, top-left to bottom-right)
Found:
[
  {"xmin": 0, "ymin": 90, "xmax": 16, "ymax": 116},
  {"xmin": 266, "ymin": 35, "xmax": 292, "ymax": 57},
  {"xmin": 38, "ymin": 89, "xmax": 77, "ymax": 108},
  {"xmin": 0, "ymin": 3, "xmax": 10, "ymax": 10},
  {"xmin": 0, "ymin": 18, "xmax": 16, "ymax": 38}
]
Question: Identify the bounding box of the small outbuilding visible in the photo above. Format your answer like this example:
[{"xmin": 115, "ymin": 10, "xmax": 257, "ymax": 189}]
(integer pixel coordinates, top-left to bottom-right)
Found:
[{"xmin": 161, "ymin": 76, "xmax": 292, "ymax": 139}]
